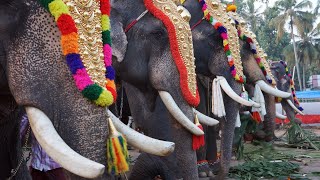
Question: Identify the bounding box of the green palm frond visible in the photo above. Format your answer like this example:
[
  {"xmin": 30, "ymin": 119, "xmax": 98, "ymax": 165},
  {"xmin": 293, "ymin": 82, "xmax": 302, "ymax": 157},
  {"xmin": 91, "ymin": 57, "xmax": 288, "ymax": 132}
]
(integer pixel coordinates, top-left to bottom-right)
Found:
[{"xmin": 295, "ymin": 0, "xmax": 313, "ymax": 9}]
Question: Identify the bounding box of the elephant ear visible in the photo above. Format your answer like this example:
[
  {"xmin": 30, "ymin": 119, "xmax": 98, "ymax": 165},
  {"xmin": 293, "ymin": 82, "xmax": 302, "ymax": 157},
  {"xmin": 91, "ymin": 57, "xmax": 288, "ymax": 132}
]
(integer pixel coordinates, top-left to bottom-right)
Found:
[{"xmin": 110, "ymin": 8, "xmax": 127, "ymax": 63}]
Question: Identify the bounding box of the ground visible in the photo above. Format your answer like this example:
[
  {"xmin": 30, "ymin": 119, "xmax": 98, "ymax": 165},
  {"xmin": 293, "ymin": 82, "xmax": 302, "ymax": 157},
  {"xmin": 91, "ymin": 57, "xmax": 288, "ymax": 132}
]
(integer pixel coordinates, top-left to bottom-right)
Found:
[{"xmin": 23, "ymin": 125, "xmax": 320, "ymax": 179}]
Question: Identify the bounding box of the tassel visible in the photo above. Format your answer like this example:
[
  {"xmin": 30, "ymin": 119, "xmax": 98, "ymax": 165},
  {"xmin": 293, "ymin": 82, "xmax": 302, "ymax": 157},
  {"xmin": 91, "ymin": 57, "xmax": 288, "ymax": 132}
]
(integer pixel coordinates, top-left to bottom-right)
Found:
[
  {"xmin": 251, "ymin": 84, "xmax": 266, "ymax": 121},
  {"xmin": 107, "ymin": 117, "xmax": 129, "ymax": 175},
  {"xmin": 192, "ymin": 113, "xmax": 205, "ymax": 150},
  {"xmin": 251, "ymin": 111, "xmax": 262, "ymax": 123},
  {"xmin": 235, "ymin": 111, "xmax": 241, "ymax": 127},
  {"xmin": 212, "ymin": 78, "xmax": 226, "ymax": 118}
]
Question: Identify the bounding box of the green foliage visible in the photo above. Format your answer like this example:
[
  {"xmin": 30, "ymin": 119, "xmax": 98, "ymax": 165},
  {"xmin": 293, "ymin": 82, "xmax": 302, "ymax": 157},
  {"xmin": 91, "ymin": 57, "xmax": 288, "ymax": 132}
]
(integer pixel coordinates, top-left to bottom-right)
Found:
[{"xmin": 229, "ymin": 160, "xmax": 300, "ymax": 180}]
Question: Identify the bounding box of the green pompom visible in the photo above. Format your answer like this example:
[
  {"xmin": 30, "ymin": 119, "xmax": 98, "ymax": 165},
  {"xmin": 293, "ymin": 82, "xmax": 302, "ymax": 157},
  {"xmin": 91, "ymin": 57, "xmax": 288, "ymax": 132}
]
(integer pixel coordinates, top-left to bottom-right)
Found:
[
  {"xmin": 38, "ymin": 0, "xmax": 54, "ymax": 10},
  {"xmin": 82, "ymin": 84, "xmax": 103, "ymax": 101},
  {"xmin": 102, "ymin": 30, "xmax": 111, "ymax": 45}
]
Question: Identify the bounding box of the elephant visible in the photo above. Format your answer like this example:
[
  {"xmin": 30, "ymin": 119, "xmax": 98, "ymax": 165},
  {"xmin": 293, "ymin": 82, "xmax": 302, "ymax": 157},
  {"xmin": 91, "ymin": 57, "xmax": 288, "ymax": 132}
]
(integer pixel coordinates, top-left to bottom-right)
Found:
[
  {"xmin": 270, "ymin": 61, "xmax": 304, "ymax": 124},
  {"xmin": 0, "ymin": 0, "xmax": 196, "ymax": 179},
  {"xmin": 122, "ymin": 0, "xmax": 266, "ymax": 179}
]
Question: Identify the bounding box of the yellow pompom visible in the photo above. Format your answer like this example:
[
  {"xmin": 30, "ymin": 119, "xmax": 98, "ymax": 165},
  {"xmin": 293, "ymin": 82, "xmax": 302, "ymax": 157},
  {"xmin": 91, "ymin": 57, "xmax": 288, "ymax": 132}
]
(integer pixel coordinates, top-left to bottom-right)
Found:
[
  {"xmin": 226, "ymin": 4, "xmax": 237, "ymax": 12},
  {"xmin": 101, "ymin": 15, "xmax": 110, "ymax": 31},
  {"xmin": 48, "ymin": 0, "xmax": 70, "ymax": 21},
  {"xmin": 94, "ymin": 89, "xmax": 114, "ymax": 107}
]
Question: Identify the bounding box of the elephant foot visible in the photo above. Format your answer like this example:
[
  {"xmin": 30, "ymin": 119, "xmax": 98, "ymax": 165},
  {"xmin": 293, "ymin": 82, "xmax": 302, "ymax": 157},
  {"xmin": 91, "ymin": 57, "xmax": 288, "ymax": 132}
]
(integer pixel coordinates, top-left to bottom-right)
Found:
[
  {"xmin": 197, "ymin": 161, "xmax": 213, "ymax": 177},
  {"xmin": 254, "ymin": 130, "xmax": 266, "ymax": 140},
  {"xmin": 208, "ymin": 160, "xmax": 220, "ymax": 175}
]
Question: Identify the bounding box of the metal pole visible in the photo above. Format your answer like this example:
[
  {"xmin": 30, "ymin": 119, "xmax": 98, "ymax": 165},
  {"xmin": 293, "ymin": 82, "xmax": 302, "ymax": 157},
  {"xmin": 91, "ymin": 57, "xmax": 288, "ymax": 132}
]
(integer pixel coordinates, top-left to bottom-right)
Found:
[{"xmin": 292, "ymin": 66, "xmax": 296, "ymax": 80}]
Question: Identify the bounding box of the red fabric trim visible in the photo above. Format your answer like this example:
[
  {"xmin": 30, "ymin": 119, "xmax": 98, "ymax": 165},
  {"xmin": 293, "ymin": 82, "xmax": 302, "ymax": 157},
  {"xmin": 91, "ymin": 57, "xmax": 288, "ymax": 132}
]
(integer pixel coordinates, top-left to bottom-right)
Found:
[
  {"xmin": 57, "ymin": 14, "xmax": 77, "ymax": 35},
  {"xmin": 275, "ymin": 115, "xmax": 320, "ymax": 124},
  {"xmin": 144, "ymin": 0, "xmax": 200, "ymax": 106}
]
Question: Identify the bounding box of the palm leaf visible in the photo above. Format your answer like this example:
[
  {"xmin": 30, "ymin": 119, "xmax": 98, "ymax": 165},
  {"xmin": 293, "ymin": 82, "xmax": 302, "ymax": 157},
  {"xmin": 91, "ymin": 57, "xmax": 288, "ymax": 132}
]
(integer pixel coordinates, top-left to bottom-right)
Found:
[{"xmin": 295, "ymin": 0, "xmax": 313, "ymax": 9}]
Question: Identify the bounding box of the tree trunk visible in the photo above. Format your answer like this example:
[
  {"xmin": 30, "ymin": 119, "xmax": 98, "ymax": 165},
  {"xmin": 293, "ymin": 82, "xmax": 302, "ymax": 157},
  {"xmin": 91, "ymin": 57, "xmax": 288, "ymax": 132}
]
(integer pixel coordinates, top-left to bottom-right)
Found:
[
  {"xmin": 302, "ymin": 64, "xmax": 306, "ymax": 91},
  {"xmin": 291, "ymin": 15, "xmax": 302, "ymax": 91}
]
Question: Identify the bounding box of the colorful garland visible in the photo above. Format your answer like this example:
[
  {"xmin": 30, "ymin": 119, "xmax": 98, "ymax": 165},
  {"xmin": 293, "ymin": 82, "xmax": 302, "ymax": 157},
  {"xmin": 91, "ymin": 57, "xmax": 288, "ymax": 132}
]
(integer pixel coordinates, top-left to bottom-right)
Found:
[
  {"xmin": 38, "ymin": 0, "xmax": 116, "ymax": 107},
  {"xmin": 144, "ymin": 0, "xmax": 200, "ymax": 106},
  {"xmin": 199, "ymin": 0, "xmax": 246, "ymax": 84},
  {"xmin": 233, "ymin": 20, "xmax": 273, "ymax": 84},
  {"xmin": 280, "ymin": 61, "xmax": 304, "ymax": 111}
]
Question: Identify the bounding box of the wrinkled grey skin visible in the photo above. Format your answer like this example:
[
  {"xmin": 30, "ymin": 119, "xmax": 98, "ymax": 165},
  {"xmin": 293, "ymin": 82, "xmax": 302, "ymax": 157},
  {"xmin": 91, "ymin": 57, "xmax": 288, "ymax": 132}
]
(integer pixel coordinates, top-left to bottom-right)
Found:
[
  {"xmin": 2, "ymin": 0, "xmax": 116, "ymax": 179},
  {"xmin": 111, "ymin": 0, "xmax": 201, "ymax": 179},
  {"xmin": 0, "ymin": 0, "xmax": 32, "ymax": 179},
  {"xmin": 122, "ymin": 0, "xmax": 243, "ymax": 179},
  {"xmin": 270, "ymin": 61, "xmax": 301, "ymax": 124}
]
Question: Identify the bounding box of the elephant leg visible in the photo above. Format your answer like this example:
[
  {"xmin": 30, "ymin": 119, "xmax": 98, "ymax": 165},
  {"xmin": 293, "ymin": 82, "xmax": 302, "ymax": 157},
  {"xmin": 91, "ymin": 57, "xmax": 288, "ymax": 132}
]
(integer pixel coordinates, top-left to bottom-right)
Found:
[
  {"xmin": 196, "ymin": 125, "xmax": 212, "ymax": 178},
  {"xmin": 129, "ymin": 153, "xmax": 175, "ymax": 180},
  {"xmin": 0, "ymin": 106, "xmax": 31, "ymax": 180},
  {"xmin": 263, "ymin": 93, "xmax": 276, "ymax": 142},
  {"xmin": 206, "ymin": 125, "xmax": 219, "ymax": 174},
  {"xmin": 217, "ymin": 97, "xmax": 239, "ymax": 179}
]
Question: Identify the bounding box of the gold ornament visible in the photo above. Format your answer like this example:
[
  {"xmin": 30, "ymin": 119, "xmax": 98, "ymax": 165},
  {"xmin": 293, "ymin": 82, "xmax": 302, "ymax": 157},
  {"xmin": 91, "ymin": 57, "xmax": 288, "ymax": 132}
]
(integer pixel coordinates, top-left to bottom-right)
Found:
[
  {"xmin": 152, "ymin": 0, "xmax": 197, "ymax": 96},
  {"xmin": 63, "ymin": 0, "xmax": 106, "ymax": 87},
  {"xmin": 206, "ymin": 0, "xmax": 244, "ymax": 79},
  {"xmin": 227, "ymin": 11, "xmax": 276, "ymax": 84}
]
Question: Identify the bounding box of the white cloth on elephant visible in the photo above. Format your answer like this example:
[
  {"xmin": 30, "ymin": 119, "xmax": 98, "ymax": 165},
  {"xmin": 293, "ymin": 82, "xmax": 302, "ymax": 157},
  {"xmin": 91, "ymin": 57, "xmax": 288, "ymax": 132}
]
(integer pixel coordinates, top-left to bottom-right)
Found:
[
  {"xmin": 235, "ymin": 112, "xmax": 241, "ymax": 127},
  {"xmin": 251, "ymin": 84, "xmax": 266, "ymax": 121},
  {"xmin": 212, "ymin": 77, "xmax": 226, "ymax": 118}
]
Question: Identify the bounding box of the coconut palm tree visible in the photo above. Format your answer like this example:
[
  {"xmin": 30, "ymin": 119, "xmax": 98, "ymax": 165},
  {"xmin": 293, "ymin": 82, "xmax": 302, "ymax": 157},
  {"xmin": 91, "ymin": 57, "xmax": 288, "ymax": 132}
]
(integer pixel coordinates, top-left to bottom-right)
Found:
[
  {"xmin": 282, "ymin": 21, "xmax": 320, "ymax": 90},
  {"xmin": 271, "ymin": 0, "xmax": 313, "ymax": 91}
]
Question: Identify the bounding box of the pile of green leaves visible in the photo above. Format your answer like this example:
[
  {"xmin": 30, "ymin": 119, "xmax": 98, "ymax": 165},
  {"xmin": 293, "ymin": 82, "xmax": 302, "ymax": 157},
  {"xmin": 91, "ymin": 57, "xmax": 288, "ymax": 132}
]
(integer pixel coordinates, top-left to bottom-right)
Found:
[
  {"xmin": 287, "ymin": 122, "xmax": 320, "ymax": 150},
  {"xmin": 229, "ymin": 160, "xmax": 300, "ymax": 180}
]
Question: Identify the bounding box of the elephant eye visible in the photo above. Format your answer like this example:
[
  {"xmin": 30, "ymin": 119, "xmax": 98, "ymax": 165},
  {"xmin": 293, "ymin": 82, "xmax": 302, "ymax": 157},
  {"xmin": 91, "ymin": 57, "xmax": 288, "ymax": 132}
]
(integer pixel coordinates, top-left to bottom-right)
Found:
[{"xmin": 150, "ymin": 29, "xmax": 165, "ymax": 39}]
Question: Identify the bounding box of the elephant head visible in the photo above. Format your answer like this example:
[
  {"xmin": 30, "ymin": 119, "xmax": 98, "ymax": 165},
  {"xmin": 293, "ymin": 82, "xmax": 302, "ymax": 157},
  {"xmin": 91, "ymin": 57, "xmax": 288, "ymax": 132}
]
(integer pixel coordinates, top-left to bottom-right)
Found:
[
  {"xmin": 110, "ymin": 0, "xmax": 211, "ymax": 178},
  {"xmin": 1, "ymin": 0, "xmax": 177, "ymax": 179},
  {"xmin": 270, "ymin": 61, "xmax": 304, "ymax": 123}
]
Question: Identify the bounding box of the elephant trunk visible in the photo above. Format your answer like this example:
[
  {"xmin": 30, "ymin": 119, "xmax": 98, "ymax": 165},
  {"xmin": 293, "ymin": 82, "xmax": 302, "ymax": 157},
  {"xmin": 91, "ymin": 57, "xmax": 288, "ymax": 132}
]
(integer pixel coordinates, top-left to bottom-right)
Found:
[{"xmin": 262, "ymin": 93, "xmax": 276, "ymax": 141}]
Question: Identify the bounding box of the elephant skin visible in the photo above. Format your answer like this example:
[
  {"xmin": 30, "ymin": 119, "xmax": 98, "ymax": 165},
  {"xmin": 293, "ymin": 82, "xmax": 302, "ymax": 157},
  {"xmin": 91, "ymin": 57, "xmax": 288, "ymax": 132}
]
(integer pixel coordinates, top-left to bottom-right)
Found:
[
  {"xmin": 2, "ymin": 0, "xmax": 115, "ymax": 179},
  {"xmin": 111, "ymin": 0, "xmax": 199, "ymax": 179}
]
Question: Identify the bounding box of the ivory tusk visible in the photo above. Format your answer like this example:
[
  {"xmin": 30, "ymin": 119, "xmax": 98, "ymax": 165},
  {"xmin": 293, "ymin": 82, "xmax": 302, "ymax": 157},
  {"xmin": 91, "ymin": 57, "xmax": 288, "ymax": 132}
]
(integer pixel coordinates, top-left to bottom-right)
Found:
[
  {"xmin": 286, "ymin": 99, "xmax": 305, "ymax": 115},
  {"xmin": 217, "ymin": 76, "xmax": 256, "ymax": 107},
  {"xmin": 256, "ymin": 80, "xmax": 291, "ymax": 98},
  {"xmin": 193, "ymin": 109, "xmax": 219, "ymax": 126},
  {"xmin": 276, "ymin": 112, "xmax": 287, "ymax": 120},
  {"xmin": 158, "ymin": 91, "xmax": 204, "ymax": 136},
  {"xmin": 107, "ymin": 110, "xmax": 175, "ymax": 156},
  {"xmin": 26, "ymin": 106, "xmax": 105, "ymax": 179}
]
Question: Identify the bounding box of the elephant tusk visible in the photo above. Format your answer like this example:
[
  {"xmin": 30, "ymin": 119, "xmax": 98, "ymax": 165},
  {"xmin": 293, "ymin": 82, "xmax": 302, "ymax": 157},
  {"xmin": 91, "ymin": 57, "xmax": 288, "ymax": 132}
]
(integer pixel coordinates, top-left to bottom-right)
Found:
[
  {"xmin": 158, "ymin": 91, "xmax": 204, "ymax": 136},
  {"xmin": 217, "ymin": 76, "xmax": 257, "ymax": 107},
  {"xmin": 256, "ymin": 80, "xmax": 291, "ymax": 98},
  {"xmin": 276, "ymin": 112, "xmax": 287, "ymax": 120},
  {"xmin": 193, "ymin": 109, "xmax": 219, "ymax": 126},
  {"xmin": 286, "ymin": 99, "xmax": 305, "ymax": 115},
  {"xmin": 107, "ymin": 110, "xmax": 175, "ymax": 156},
  {"xmin": 25, "ymin": 106, "xmax": 105, "ymax": 179}
]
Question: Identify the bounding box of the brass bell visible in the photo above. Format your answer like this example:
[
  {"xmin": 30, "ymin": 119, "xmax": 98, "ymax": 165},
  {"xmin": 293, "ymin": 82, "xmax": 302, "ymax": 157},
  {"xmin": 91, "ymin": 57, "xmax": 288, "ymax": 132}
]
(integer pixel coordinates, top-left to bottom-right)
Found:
[{"xmin": 177, "ymin": 6, "xmax": 191, "ymax": 22}]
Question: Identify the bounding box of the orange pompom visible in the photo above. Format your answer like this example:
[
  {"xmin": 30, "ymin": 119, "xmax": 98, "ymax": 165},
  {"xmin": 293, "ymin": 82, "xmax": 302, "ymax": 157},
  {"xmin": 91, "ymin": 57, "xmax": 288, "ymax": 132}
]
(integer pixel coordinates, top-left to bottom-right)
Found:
[
  {"xmin": 226, "ymin": 4, "xmax": 237, "ymax": 12},
  {"xmin": 61, "ymin": 32, "xmax": 79, "ymax": 55}
]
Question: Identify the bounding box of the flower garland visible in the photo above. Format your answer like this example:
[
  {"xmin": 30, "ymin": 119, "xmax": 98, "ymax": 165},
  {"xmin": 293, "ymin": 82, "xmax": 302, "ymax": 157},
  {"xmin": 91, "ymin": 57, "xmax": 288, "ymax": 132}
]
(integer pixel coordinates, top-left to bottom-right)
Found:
[
  {"xmin": 198, "ymin": 0, "xmax": 246, "ymax": 84},
  {"xmin": 38, "ymin": 0, "xmax": 116, "ymax": 107},
  {"xmin": 280, "ymin": 61, "xmax": 304, "ymax": 111},
  {"xmin": 233, "ymin": 20, "xmax": 274, "ymax": 84}
]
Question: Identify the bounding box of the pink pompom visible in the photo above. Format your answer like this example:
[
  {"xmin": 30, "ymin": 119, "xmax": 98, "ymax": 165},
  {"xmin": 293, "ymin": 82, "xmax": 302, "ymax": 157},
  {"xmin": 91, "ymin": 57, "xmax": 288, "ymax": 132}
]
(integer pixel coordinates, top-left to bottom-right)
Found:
[
  {"xmin": 73, "ymin": 69, "xmax": 94, "ymax": 91},
  {"xmin": 103, "ymin": 44, "xmax": 112, "ymax": 66}
]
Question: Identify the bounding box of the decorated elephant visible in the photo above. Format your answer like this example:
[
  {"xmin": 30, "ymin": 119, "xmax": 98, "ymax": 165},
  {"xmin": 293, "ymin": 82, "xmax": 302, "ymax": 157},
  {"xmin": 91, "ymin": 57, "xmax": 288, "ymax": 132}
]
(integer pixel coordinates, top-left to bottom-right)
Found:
[
  {"xmin": 123, "ymin": 0, "xmax": 264, "ymax": 179},
  {"xmin": 270, "ymin": 61, "xmax": 304, "ymax": 123},
  {"xmin": 0, "ymin": 0, "xmax": 201, "ymax": 179}
]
